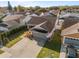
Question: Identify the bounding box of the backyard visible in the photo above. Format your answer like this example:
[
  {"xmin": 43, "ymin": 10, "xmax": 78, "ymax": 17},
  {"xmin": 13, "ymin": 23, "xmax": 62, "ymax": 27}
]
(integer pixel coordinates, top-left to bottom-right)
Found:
[{"xmin": 37, "ymin": 30, "xmax": 61, "ymax": 58}]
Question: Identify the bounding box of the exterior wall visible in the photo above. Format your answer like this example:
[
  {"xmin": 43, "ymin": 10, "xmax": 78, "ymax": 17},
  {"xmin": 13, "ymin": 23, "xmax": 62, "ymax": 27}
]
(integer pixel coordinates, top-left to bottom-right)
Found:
[{"xmin": 63, "ymin": 36, "xmax": 79, "ymax": 46}]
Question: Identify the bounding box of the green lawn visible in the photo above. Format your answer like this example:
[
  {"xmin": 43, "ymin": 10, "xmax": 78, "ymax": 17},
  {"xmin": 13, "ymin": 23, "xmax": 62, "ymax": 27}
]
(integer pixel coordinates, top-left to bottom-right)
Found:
[
  {"xmin": 6, "ymin": 35, "xmax": 22, "ymax": 48},
  {"xmin": 0, "ymin": 50, "xmax": 4, "ymax": 54},
  {"xmin": 37, "ymin": 30, "xmax": 61, "ymax": 58}
]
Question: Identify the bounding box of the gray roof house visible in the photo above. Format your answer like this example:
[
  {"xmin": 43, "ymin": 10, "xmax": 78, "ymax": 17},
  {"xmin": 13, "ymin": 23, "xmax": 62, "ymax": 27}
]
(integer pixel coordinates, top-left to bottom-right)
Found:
[
  {"xmin": 0, "ymin": 14, "xmax": 25, "ymax": 32},
  {"xmin": 25, "ymin": 15, "xmax": 57, "ymax": 38}
]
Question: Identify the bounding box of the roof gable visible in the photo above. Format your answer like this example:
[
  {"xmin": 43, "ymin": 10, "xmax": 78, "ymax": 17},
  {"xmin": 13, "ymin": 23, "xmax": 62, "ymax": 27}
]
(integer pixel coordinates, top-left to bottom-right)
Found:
[{"xmin": 61, "ymin": 22, "xmax": 79, "ymax": 36}]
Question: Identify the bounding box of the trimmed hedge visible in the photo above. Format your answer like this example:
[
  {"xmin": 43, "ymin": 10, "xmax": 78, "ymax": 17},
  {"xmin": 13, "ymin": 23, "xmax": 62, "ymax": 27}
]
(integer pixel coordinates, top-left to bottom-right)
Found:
[{"xmin": 0, "ymin": 25, "xmax": 27, "ymax": 46}]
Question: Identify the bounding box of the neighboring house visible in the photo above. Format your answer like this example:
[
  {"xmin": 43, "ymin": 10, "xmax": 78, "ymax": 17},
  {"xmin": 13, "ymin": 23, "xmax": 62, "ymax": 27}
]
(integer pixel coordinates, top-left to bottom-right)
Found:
[
  {"xmin": 61, "ymin": 17, "xmax": 79, "ymax": 55},
  {"xmin": 31, "ymin": 13, "xmax": 38, "ymax": 16},
  {"xmin": 0, "ymin": 20, "xmax": 21, "ymax": 32},
  {"xmin": 25, "ymin": 12, "xmax": 31, "ymax": 15},
  {"xmin": 0, "ymin": 7, "xmax": 8, "ymax": 14},
  {"xmin": 2, "ymin": 14, "xmax": 23, "ymax": 21},
  {"xmin": 0, "ymin": 23, "xmax": 8, "ymax": 32},
  {"xmin": 40, "ymin": 12, "xmax": 52, "ymax": 16},
  {"xmin": 61, "ymin": 22, "xmax": 79, "ymax": 36},
  {"xmin": 0, "ymin": 26, "xmax": 8, "ymax": 32},
  {"xmin": 25, "ymin": 15, "xmax": 57, "ymax": 38},
  {"xmin": 61, "ymin": 22, "xmax": 79, "ymax": 55},
  {"xmin": 2, "ymin": 14, "xmax": 25, "ymax": 25},
  {"xmin": 0, "ymin": 14, "xmax": 25, "ymax": 32},
  {"xmin": 14, "ymin": 12, "xmax": 26, "ymax": 15},
  {"xmin": 2, "ymin": 20, "xmax": 20, "ymax": 30},
  {"xmin": 61, "ymin": 16, "xmax": 79, "ymax": 43},
  {"xmin": 61, "ymin": 16, "xmax": 79, "ymax": 30},
  {"xmin": 63, "ymin": 8, "xmax": 79, "ymax": 13},
  {"xmin": 49, "ymin": 10, "xmax": 59, "ymax": 15},
  {"xmin": 60, "ymin": 12, "xmax": 79, "ymax": 18}
]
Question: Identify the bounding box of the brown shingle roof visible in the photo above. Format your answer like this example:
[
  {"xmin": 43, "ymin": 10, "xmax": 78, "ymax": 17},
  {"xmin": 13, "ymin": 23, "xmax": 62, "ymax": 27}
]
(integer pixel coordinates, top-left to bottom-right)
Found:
[
  {"xmin": 40, "ymin": 16, "xmax": 56, "ymax": 32},
  {"xmin": 40, "ymin": 21, "xmax": 53, "ymax": 32},
  {"xmin": 28, "ymin": 15, "xmax": 57, "ymax": 32},
  {"xmin": 27, "ymin": 16, "xmax": 47, "ymax": 25}
]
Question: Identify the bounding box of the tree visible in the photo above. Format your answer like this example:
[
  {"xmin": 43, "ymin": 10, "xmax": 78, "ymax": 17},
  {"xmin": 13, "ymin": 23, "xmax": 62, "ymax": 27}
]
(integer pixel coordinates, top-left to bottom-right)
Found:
[
  {"xmin": 28, "ymin": 6, "xmax": 35, "ymax": 12},
  {"xmin": 35, "ymin": 8, "xmax": 47, "ymax": 15},
  {"xmin": 48, "ymin": 6, "xmax": 54, "ymax": 10},
  {"xmin": 17, "ymin": 5, "xmax": 25, "ymax": 12},
  {"xmin": 59, "ymin": 6, "xmax": 68, "ymax": 11},
  {"xmin": 8, "ymin": 1, "xmax": 12, "ymax": 12},
  {"xmin": 34, "ymin": 6, "xmax": 41, "ymax": 10},
  {"xmin": 14, "ymin": 6, "xmax": 17, "ymax": 11}
]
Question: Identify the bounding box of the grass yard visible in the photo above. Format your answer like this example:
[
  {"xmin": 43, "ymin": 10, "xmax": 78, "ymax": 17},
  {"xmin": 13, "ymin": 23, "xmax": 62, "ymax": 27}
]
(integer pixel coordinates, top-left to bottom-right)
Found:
[
  {"xmin": 37, "ymin": 30, "xmax": 61, "ymax": 58},
  {"xmin": 5, "ymin": 35, "xmax": 22, "ymax": 48},
  {"xmin": 0, "ymin": 50, "xmax": 4, "ymax": 54}
]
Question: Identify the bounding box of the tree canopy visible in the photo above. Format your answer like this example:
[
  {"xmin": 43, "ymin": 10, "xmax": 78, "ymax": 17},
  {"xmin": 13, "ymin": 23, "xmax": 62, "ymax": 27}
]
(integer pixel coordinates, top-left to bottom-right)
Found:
[{"xmin": 8, "ymin": 1, "xmax": 12, "ymax": 11}]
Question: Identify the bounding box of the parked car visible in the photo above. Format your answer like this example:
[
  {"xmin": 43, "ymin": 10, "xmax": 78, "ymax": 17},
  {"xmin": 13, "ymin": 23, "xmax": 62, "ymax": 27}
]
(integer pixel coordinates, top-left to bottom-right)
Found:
[{"xmin": 66, "ymin": 45, "xmax": 77, "ymax": 58}]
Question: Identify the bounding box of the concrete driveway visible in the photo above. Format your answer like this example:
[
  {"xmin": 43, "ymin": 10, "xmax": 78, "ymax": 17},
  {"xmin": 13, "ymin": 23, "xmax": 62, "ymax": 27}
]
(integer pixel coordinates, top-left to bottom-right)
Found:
[
  {"xmin": 31, "ymin": 30, "xmax": 48, "ymax": 46},
  {"xmin": 1, "ymin": 31, "xmax": 47, "ymax": 58}
]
